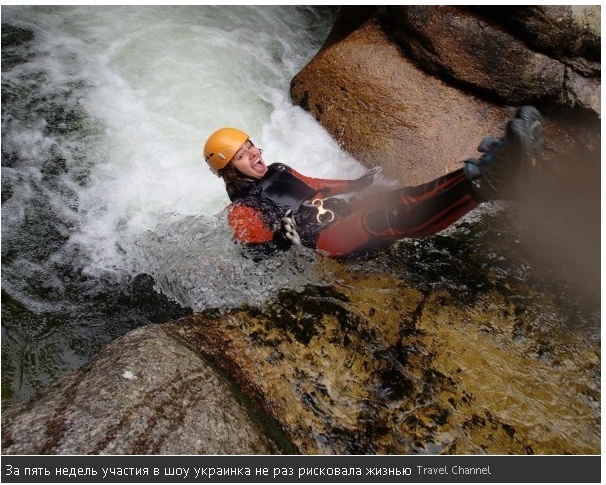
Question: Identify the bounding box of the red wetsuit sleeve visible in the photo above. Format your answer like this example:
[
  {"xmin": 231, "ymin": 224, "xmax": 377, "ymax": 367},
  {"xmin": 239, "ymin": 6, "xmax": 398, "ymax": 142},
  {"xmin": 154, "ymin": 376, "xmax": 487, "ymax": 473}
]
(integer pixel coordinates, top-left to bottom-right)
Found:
[
  {"xmin": 227, "ymin": 204, "xmax": 275, "ymax": 244},
  {"xmin": 287, "ymin": 166, "xmax": 354, "ymax": 197}
]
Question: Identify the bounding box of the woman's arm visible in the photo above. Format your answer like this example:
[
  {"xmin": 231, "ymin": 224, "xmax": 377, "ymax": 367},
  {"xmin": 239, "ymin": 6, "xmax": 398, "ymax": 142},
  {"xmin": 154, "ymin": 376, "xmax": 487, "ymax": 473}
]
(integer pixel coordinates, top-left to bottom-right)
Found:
[
  {"xmin": 287, "ymin": 166, "xmax": 381, "ymax": 198},
  {"xmin": 227, "ymin": 204, "xmax": 275, "ymax": 244},
  {"xmin": 227, "ymin": 204, "xmax": 298, "ymax": 249}
]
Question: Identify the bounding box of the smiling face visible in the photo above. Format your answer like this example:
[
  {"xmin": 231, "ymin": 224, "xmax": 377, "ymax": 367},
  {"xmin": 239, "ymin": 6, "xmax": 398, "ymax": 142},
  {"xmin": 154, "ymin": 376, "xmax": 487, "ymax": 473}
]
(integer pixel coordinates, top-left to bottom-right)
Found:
[{"xmin": 231, "ymin": 139, "xmax": 267, "ymax": 179}]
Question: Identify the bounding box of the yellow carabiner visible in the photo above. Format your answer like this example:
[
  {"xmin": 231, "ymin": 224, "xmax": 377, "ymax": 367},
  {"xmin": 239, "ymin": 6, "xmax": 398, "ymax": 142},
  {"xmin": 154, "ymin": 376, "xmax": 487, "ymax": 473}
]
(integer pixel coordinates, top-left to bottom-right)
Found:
[{"xmin": 310, "ymin": 198, "xmax": 335, "ymax": 224}]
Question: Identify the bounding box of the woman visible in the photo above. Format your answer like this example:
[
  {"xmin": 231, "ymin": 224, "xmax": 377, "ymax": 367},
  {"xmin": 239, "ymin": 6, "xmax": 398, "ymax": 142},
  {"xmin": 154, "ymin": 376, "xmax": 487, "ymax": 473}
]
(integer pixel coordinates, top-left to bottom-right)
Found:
[{"xmin": 204, "ymin": 106, "xmax": 543, "ymax": 257}]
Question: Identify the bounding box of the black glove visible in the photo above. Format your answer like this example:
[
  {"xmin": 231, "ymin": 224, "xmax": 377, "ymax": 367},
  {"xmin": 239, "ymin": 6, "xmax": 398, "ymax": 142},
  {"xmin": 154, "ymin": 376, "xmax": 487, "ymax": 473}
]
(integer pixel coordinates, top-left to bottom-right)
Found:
[
  {"xmin": 351, "ymin": 166, "xmax": 382, "ymax": 190},
  {"xmin": 477, "ymin": 136, "xmax": 502, "ymax": 154}
]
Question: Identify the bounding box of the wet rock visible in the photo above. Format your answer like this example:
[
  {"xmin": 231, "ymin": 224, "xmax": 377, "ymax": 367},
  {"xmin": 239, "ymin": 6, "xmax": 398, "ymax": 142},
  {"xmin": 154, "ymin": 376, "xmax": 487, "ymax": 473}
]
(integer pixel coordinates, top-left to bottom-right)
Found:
[
  {"xmin": 1, "ymin": 325, "xmax": 283, "ymax": 455},
  {"xmin": 2, "ymin": 215, "xmax": 599, "ymax": 455},
  {"xmin": 170, "ymin": 238, "xmax": 600, "ymax": 455},
  {"xmin": 388, "ymin": 6, "xmax": 600, "ymax": 114},
  {"xmin": 471, "ymin": 6, "xmax": 600, "ymax": 62},
  {"xmin": 291, "ymin": 11, "xmax": 510, "ymax": 185},
  {"xmin": 290, "ymin": 7, "xmax": 600, "ymax": 184}
]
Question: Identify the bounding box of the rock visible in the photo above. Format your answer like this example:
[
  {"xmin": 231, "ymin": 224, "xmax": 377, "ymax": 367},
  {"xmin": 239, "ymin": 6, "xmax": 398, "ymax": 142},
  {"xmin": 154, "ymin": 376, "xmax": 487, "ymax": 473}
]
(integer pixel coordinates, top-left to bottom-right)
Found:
[
  {"xmin": 563, "ymin": 67, "xmax": 601, "ymax": 115},
  {"xmin": 171, "ymin": 253, "xmax": 600, "ymax": 455},
  {"xmin": 388, "ymin": 6, "xmax": 565, "ymax": 105},
  {"xmin": 386, "ymin": 6, "xmax": 600, "ymax": 114},
  {"xmin": 1, "ymin": 325, "xmax": 282, "ymax": 455},
  {"xmin": 291, "ymin": 12, "xmax": 511, "ymax": 185},
  {"xmin": 291, "ymin": 7, "xmax": 600, "ymax": 180},
  {"xmin": 1, "ymin": 225, "xmax": 599, "ymax": 455},
  {"xmin": 471, "ymin": 6, "xmax": 601, "ymax": 62}
]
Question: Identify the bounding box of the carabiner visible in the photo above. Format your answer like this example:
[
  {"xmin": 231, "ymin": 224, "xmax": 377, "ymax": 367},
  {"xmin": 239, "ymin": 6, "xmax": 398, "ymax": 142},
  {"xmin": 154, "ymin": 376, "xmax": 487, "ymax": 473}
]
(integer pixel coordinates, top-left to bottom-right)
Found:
[{"xmin": 310, "ymin": 198, "xmax": 335, "ymax": 224}]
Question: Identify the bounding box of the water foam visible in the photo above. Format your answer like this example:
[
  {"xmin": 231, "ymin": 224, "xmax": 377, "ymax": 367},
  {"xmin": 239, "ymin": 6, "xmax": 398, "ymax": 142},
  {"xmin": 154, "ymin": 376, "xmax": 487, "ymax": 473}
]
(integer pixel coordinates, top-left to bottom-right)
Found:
[{"xmin": 3, "ymin": 6, "xmax": 369, "ymax": 310}]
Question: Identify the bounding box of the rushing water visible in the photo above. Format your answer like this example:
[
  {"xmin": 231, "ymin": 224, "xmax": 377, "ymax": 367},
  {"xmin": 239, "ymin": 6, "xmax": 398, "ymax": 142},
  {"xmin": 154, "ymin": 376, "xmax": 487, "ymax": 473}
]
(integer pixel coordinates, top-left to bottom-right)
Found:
[{"xmin": 1, "ymin": 5, "xmax": 368, "ymax": 407}]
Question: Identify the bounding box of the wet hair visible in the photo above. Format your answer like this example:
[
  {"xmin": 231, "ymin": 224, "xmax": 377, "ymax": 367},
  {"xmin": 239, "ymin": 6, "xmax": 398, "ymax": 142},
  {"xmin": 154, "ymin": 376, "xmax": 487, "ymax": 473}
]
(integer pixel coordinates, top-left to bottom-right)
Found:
[{"xmin": 218, "ymin": 162, "xmax": 257, "ymax": 201}]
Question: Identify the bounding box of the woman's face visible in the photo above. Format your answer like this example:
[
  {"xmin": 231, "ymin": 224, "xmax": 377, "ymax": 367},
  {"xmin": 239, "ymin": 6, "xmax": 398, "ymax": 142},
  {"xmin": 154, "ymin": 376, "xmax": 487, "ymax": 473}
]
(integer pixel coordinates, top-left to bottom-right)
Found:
[{"xmin": 231, "ymin": 139, "xmax": 267, "ymax": 179}]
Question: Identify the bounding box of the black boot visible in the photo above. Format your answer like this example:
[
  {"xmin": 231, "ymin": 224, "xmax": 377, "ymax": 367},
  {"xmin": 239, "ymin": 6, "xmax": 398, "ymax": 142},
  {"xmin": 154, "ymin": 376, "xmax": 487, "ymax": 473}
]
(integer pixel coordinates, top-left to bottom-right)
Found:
[{"xmin": 465, "ymin": 106, "xmax": 544, "ymax": 200}]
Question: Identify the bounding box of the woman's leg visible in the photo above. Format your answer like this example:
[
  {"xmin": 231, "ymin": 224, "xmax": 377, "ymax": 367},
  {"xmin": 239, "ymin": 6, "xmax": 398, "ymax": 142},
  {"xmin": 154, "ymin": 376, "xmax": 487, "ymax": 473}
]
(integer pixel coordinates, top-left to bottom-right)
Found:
[
  {"xmin": 315, "ymin": 169, "xmax": 478, "ymax": 256},
  {"xmin": 314, "ymin": 106, "xmax": 544, "ymax": 256},
  {"xmin": 364, "ymin": 168, "xmax": 478, "ymax": 238}
]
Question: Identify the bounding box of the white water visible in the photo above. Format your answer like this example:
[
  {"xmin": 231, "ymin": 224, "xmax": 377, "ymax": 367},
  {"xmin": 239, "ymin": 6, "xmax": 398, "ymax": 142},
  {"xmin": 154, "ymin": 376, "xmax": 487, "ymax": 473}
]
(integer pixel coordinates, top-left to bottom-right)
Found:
[{"xmin": 3, "ymin": 6, "xmax": 367, "ymax": 309}]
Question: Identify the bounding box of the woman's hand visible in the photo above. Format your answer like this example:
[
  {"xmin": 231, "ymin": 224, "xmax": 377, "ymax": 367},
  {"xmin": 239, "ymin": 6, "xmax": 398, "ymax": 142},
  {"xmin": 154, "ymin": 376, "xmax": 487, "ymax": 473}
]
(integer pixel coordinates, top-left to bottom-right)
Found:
[
  {"xmin": 352, "ymin": 166, "xmax": 382, "ymax": 190},
  {"xmin": 281, "ymin": 209, "xmax": 301, "ymax": 245}
]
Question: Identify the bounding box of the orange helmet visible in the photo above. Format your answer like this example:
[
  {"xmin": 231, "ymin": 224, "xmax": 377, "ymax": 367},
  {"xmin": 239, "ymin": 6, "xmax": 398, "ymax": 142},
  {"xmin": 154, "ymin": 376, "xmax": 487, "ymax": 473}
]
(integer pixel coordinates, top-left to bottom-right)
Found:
[{"xmin": 204, "ymin": 128, "xmax": 249, "ymax": 176}]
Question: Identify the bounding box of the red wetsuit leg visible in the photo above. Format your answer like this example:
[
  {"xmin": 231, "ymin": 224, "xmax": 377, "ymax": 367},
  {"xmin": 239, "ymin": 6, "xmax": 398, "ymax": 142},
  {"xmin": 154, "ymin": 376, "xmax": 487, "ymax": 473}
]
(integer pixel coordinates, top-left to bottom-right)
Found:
[
  {"xmin": 370, "ymin": 169, "xmax": 479, "ymax": 237},
  {"xmin": 315, "ymin": 169, "xmax": 478, "ymax": 256},
  {"xmin": 315, "ymin": 210, "xmax": 390, "ymax": 256}
]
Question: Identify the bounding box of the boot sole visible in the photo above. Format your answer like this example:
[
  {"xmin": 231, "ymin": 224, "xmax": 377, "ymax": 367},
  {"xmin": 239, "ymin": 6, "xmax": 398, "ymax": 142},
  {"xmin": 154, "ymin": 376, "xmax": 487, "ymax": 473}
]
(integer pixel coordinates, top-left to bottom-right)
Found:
[
  {"xmin": 514, "ymin": 106, "xmax": 544, "ymax": 166},
  {"xmin": 507, "ymin": 106, "xmax": 544, "ymax": 168}
]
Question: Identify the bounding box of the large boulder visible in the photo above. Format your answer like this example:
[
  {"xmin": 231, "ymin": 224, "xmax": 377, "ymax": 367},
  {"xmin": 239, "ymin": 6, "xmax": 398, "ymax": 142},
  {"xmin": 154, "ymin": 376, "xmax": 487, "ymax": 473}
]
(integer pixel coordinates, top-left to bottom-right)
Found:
[
  {"xmin": 1, "ymin": 231, "xmax": 600, "ymax": 455},
  {"xmin": 1, "ymin": 325, "xmax": 283, "ymax": 455},
  {"xmin": 290, "ymin": 11, "xmax": 510, "ymax": 185},
  {"xmin": 388, "ymin": 6, "xmax": 600, "ymax": 114},
  {"xmin": 290, "ymin": 7, "xmax": 600, "ymax": 184},
  {"xmin": 471, "ymin": 6, "xmax": 600, "ymax": 62}
]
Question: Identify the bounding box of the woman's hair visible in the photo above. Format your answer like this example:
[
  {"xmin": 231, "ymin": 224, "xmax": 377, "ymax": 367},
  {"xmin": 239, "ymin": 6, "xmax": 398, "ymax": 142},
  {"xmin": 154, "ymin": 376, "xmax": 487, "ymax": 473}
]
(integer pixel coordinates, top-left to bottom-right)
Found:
[{"xmin": 218, "ymin": 162, "xmax": 257, "ymax": 201}]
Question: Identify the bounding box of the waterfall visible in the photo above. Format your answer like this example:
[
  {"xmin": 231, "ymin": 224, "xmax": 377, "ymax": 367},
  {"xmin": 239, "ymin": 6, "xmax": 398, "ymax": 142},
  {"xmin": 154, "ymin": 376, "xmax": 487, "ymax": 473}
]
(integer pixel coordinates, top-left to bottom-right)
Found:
[{"xmin": 2, "ymin": 5, "xmax": 364, "ymax": 405}]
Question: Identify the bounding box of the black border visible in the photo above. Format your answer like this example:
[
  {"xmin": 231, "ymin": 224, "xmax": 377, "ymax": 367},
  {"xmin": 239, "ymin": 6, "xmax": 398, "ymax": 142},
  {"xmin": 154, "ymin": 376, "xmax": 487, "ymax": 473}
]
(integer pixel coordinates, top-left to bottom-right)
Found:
[{"xmin": 1, "ymin": 455, "xmax": 601, "ymax": 483}]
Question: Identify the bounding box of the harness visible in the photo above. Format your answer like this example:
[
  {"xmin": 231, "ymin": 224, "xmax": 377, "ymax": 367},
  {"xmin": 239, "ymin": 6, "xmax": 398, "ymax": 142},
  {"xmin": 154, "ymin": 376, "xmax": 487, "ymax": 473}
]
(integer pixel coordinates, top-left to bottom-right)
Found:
[
  {"xmin": 256, "ymin": 164, "xmax": 317, "ymax": 210},
  {"xmin": 232, "ymin": 163, "xmax": 351, "ymax": 247},
  {"xmin": 301, "ymin": 198, "xmax": 335, "ymax": 223}
]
